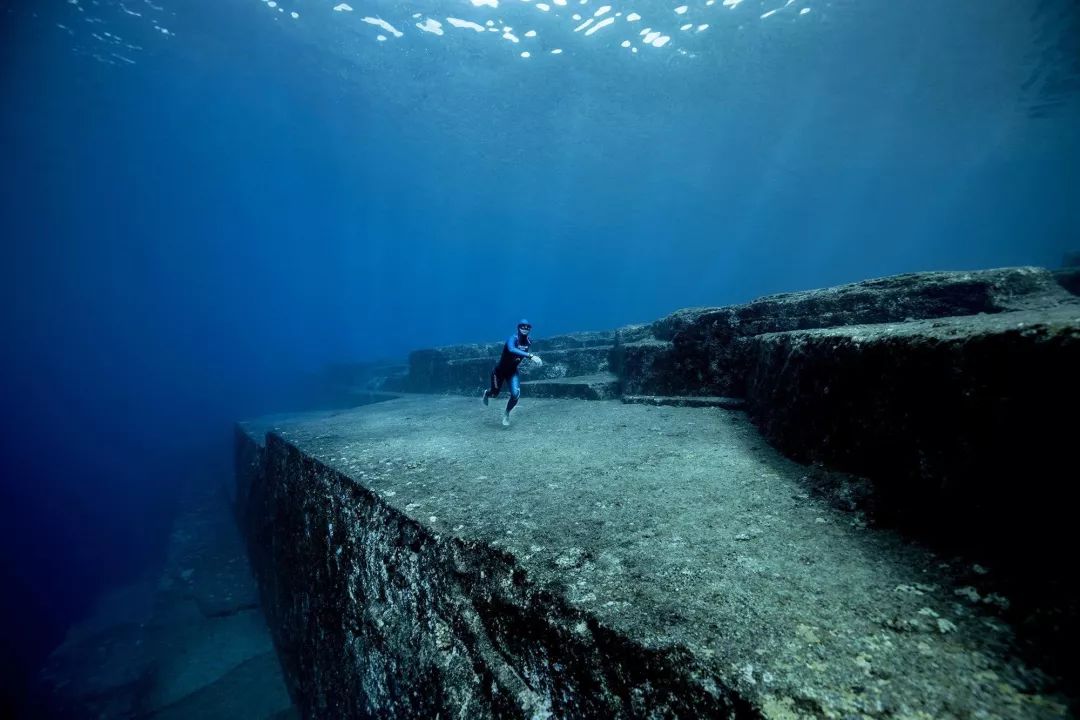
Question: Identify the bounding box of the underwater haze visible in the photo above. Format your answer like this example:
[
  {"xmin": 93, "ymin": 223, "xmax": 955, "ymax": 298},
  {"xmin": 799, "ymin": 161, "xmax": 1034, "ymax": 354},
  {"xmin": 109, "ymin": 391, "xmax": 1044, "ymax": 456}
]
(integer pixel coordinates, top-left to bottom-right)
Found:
[{"xmin": 1, "ymin": 0, "xmax": 1078, "ymax": 712}]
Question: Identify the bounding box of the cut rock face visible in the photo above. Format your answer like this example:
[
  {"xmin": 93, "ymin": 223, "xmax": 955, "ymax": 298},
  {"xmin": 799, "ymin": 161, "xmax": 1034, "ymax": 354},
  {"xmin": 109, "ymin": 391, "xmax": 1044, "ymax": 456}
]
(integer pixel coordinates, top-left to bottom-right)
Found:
[{"xmin": 746, "ymin": 305, "xmax": 1080, "ymax": 504}]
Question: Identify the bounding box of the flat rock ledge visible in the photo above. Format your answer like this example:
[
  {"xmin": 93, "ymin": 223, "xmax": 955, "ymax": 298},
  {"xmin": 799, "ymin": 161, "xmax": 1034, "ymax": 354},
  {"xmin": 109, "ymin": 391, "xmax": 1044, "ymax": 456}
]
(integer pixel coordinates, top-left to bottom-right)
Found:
[
  {"xmin": 622, "ymin": 395, "xmax": 747, "ymax": 410},
  {"xmin": 235, "ymin": 397, "xmax": 1070, "ymax": 719}
]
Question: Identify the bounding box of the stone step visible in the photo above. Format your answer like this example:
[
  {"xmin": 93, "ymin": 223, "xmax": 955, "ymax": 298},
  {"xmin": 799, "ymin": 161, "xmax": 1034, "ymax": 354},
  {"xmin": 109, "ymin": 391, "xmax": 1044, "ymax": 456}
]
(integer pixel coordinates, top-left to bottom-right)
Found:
[
  {"xmin": 409, "ymin": 346, "xmax": 616, "ymax": 394},
  {"xmin": 342, "ymin": 390, "xmax": 404, "ymax": 406},
  {"xmin": 400, "ymin": 267, "xmax": 1076, "ymax": 398},
  {"xmin": 619, "ymin": 266, "xmax": 1076, "ymax": 398},
  {"xmin": 521, "ymin": 372, "xmax": 620, "ymax": 400},
  {"xmin": 621, "ymin": 395, "xmax": 746, "ymax": 409},
  {"xmin": 745, "ymin": 304, "xmax": 1080, "ymax": 656}
]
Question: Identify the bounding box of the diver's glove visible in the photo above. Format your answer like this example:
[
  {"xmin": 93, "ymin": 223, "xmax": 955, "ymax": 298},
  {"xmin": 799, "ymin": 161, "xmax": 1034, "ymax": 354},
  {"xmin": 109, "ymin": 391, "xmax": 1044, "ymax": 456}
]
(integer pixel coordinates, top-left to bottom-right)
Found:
[{"xmin": 531, "ymin": 355, "xmax": 544, "ymax": 367}]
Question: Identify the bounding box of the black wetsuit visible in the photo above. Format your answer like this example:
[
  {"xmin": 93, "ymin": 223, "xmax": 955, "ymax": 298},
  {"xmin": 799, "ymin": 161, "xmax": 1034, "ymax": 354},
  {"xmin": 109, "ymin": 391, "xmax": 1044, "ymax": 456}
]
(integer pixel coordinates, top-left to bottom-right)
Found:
[{"xmin": 487, "ymin": 332, "xmax": 531, "ymax": 412}]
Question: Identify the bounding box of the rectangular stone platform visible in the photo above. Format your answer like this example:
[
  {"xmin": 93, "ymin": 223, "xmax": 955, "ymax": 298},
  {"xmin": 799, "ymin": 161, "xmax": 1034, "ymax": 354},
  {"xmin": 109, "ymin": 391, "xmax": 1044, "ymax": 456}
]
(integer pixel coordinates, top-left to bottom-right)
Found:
[
  {"xmin": 235, "ymin": 396, "xmax": 1068, "ymax": 719},
  {"xmin": 522, "ymin": 372, "xmax": 620, "ymax": 400}
]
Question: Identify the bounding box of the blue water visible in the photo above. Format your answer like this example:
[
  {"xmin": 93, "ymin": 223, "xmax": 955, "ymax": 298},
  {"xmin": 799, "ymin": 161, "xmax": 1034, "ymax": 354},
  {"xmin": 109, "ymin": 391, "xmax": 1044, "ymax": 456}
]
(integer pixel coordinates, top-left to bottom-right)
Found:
[{"xmin": 1, "ymin": 0, "xmax": 1078, "ymax": 712}]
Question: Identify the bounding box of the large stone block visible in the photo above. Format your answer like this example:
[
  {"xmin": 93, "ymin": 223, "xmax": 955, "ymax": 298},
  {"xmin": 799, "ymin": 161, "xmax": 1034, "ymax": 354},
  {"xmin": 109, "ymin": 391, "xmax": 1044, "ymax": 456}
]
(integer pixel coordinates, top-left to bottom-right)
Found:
[
  {"xmin": 744, "ymin": 305, "xmax": 1080, "ymax": 667},
  {"xmin": 534, "ymin": 330, "xmax": 617, "ymax": 350},
  {"xmin": 617, "ymin": 338, "xmax": 734, "ymax": 397},
  {"xmin": 745, "ymin": 306, "xmax": 1080, "ymax": 513},
  {"xmin": 403, "ymin": 349, "xmax": 464, "ymax": 393},
  {"xmin": 235, "ymin": 399, "xmax": 1070, "ymax": 719},
  {"xmin": 521, "ymin": 373, "xmax": 620, "ymax": 400},
  {"xmin": 527, "ymin": 347, "xmax": 613, "ymax": 380},
  {"xmin": 620, "ymin": 267, "xmax": 1074, "ymax": 399},
  {"xmin": 1055, "ymin": 267, "xmax": 1080, "ymax": 296},
  {"xmin": 440, "ymin": 357, "xmax": 493, "ymax": 393},
  {"xmin": 250, "ymin": 265, "xmax": 1080, "ymax": 715}
]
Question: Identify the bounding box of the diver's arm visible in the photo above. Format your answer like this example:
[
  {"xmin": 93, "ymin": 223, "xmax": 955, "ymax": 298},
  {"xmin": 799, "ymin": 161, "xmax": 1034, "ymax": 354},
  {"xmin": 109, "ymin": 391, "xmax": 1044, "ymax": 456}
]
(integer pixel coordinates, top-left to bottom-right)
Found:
[{"xmin": 507, "ymin": 335, "xmax": 532, "ymax": 359}]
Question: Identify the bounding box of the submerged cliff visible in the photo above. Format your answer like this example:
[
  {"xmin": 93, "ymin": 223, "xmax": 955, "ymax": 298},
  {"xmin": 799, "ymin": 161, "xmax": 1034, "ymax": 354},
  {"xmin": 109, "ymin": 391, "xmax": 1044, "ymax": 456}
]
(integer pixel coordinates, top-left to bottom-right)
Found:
[
  {"xmin": 236, "ymin": 267, "xmax": 1079, "ymax": 718},
  {"xmin": 38, "ymin": 484, "xmax": 296, "ymax": 719}
]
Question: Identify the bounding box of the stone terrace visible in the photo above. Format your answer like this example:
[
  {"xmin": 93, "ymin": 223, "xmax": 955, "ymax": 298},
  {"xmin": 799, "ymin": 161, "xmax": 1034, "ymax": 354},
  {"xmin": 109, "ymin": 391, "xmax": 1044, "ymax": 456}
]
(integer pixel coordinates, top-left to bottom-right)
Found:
[{"xmin": 237, "ymin": 264, "xmax": 1080, "ymax": 718}]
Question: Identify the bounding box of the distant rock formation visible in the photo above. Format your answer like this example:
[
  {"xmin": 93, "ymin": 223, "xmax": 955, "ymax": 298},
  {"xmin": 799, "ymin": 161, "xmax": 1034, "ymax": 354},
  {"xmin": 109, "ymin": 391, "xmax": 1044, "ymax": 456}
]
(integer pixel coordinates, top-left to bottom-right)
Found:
[{"xmin": 399, "ymin": 267, "xmax": 1076, "ymax": 401}]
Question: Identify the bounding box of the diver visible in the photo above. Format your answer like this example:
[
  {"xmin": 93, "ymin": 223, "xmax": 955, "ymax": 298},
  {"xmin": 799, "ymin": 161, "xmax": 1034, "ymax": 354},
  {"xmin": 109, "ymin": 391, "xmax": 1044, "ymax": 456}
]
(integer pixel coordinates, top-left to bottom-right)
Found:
[{"xmin": 482, "ymin": 319, "xmax": 542, "ymax": 426}]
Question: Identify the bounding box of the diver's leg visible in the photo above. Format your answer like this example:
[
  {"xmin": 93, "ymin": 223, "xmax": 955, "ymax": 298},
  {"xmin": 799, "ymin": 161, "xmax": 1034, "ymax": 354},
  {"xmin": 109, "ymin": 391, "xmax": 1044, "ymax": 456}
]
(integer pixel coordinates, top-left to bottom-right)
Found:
[
  {"xmin": 504, "ymin": 373, "xmax": 521, "ymax": 424},
  {"xmin": 483, "ymin": 369, "xmax": 501, "ymax": 406}
]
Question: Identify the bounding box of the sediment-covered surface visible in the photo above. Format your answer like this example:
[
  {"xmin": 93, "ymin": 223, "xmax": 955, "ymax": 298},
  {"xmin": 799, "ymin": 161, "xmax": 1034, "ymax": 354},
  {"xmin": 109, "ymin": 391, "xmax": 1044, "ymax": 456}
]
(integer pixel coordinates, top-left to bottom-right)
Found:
[{"xmin": 237, "ymin": 397, "xmax": 1071, "ymax": 719}]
